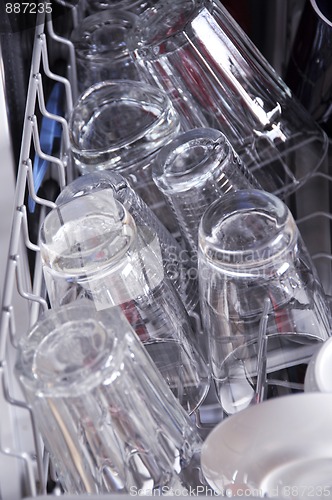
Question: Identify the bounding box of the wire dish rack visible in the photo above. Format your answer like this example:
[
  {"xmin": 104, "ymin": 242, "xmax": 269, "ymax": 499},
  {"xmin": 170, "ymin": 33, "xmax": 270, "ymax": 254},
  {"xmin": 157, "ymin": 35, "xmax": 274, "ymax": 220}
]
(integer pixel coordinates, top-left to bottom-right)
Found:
[
  {"xmin": 0, "ymin": 3, "xmax": 78, "ymax": 497},
  {"xmin": 1, "ymin": 2, "xmax": 332, "ymax": 498}
]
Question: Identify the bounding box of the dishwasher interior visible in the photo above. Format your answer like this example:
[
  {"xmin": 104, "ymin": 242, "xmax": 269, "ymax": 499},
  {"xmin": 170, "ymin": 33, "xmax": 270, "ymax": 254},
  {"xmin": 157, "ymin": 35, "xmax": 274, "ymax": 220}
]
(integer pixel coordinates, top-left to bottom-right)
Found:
[{"xmin": 0, "ymin": 0, "xmax": 332, "ymax": 498}]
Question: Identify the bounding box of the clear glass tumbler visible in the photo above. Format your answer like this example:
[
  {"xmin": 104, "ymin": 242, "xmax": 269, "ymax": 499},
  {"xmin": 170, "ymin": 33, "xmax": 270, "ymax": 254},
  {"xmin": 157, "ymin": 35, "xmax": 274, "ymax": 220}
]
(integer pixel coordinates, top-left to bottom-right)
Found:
[
  {"xmin": 69, "ymin": 80, "xmax": 181, "ymax": 234},
  {"xmin": 129, "ymin": 0, "xmax": 329, "ymax": 198},
  {"xmin": 71, "ymin": 10, "xmax": 140, "ymax": 94},
  {"xmin": 39, "ymin": 190, "xmax": 210, "ymax": 413},
  {"xmin": 56, "ymin": 170, "xmax": 198, "ymax": 314},
  {"xmin": 198, "ymin": 189, "xmax": 331, "ymax": 415},
  {"xmin": 153, "ymin": 128, "xmax": 260, "ymax": 259},
  {"xmin": 16, "ymin": 302, "xmax": 202, "ymax": 494}
]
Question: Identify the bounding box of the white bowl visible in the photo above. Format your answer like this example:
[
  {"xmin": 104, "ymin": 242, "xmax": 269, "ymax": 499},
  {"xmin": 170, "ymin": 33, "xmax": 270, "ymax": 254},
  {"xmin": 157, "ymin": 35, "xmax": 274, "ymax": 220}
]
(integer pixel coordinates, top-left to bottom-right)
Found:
[
  {"xmin": 201, "ymin": 393, "xmax": 332, "ymax": 498},
  {"xmin": 304, "ymin": 337, "xmax": 332, "ymax": 393}
]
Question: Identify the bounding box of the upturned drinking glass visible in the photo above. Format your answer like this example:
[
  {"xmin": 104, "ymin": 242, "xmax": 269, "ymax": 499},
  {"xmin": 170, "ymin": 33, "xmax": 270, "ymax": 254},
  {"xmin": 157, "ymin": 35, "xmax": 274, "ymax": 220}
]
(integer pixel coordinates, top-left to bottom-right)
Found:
[
  {"xmin": 39, "ymin": 190, "xmax": 210, "ymax": 413},
  {"xmin": 129, "ymin": 0, "xmax": 328, "ymax": 198},
  {"xmin": 69, "ymin": 80, "xmax": 181, "ymax": 234},
  {"xmin": 16, "ymin": 302, "xmax": 202, "ymax": 494},
  {"xmin": 56, "ymin": 170, "xmax": 199, "ymax": 314},
  {"xmin": 198, "ymin": 189, "xmax": 331, "ymax": 415},
  {"xmin": 71, "ymin": 10, "xmax": 140, "ymax": 93},
  {"xmin": 153, "ymin": 128, "xmax": 260, "ymax": 259}
]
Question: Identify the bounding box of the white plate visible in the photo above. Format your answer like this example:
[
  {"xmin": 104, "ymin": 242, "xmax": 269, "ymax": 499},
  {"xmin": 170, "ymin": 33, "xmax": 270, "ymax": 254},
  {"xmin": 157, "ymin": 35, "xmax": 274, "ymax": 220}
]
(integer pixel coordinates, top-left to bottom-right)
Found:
[
  {"xmin": 305, "ymin": 337, "xmax": 332, "ymax": 393},
  {"xmin": 201, "ymin": 393, "xmax": 332, "ymax": 499}
]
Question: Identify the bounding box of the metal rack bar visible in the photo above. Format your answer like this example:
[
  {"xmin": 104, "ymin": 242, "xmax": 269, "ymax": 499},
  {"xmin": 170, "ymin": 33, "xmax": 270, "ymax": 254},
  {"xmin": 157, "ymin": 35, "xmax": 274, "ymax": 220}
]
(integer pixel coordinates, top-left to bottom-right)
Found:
[
  {"xmin": 0, "ymin": 17, "xmax": 45, "ymax": 361},
  {"xmin": 0, "ymin": 4, "xmax": 76, "ymax": 496}
]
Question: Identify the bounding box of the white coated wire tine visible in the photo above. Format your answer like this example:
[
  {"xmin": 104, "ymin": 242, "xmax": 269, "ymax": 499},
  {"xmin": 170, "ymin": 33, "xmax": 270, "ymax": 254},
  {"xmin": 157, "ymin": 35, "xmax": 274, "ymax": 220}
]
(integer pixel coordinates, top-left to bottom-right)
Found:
[
  {"xmin": 36, "ymin": 74, "xmax": 71, "ymax": 152},
  {"xmin": 312, "ymin": 171, "xmax": 332, "ymax": 183},
  {"xmin": 0, "ymin": 308, "xmax": 12, "ymax": 364},
  {"xmin": 46, "ymin": 12, "xmax": 78, "ymax": 104},
  {"xmin": 2, "ymin": 364, "xmax": 31, "ymax": 412},
  {"xmin": 1, "ymin": 364, "xmax": 46, "ymax": 496},
  {"xmin": 255, "ymin": 297, "xmax": 271, "ymax": 404},
  {"xmin": 70, "ymin": 2, "xmax": 79, "ymax": 28},
  {"xmin": 43, "ymin": 450, "xmax": 50, "ymax": 489},
  {"xmin": 48, "ymin": 456, "xmax": 58, "ymax": 484},
  {"xmin": 25, "ymin": 160, "xmax": 58, "ymax": 210},
  {"xmin": 0, "ymin": 365, "xmax": 38, "ymax": 497},
  {"xmin": 0, "ymin": 18, "xmax": 47, "ymax": 498},
  {"xmin": 297, "ymin": 211, "xmax": 332, "ymax": 225},
  {"xmin": 20, "ymin": 206, "xmax": 40, "ymax": 252},
  {"xmin": 0, "ymin": 257, "xmax": 19, "ymax": 358},
  {"xmin": 0, "ymin": 101, "xmax": 38, "ymax": 364},
  {"xmin": 312, "ymin": 252, "xmax": 332, "ymax": 261},
  {"xmin": 188, "ymin": 310, "xmax": 204, "ymax": 335},
  {"xmin": 54, "ymin": 0, "xmax": 80, "ymax": 25},
  {"xmin": 8, "ymin": 306, "xmax": 18, "ymax": 350},
  {"xmin": 0, "ymin": 25, "xmax": 43, "ymax": 356},
  {"xmin": 12, "ymin": 255, "xmax": 48, "ymax": 313},
  {"xmin": 30, "ymin": 239, "xmax": 47, "ymax": 328},
  {"xmin": 31, "ymin": 117, "xmax": 66, "ymax": 189},
  {"xmin": 0, "ymin": 308, "xmax": 15, "ymax": 353},
  {"xmin": 40, "ymin": 34, "xmax": 74, "ymax": 112},
  {"xmin": 2, "ymin": 306, "xmax": 18, "ymax": 350},
  {"xmin": 53, "ymin": 0, "xmax": 76, "ymax": 7},
  {"xmin": 0, "ymin": 448, "xmax": 37, "ymax": 498},
  {"xmin": 266, "ymin": 379, "xmax": 304, "ymax": 391}
]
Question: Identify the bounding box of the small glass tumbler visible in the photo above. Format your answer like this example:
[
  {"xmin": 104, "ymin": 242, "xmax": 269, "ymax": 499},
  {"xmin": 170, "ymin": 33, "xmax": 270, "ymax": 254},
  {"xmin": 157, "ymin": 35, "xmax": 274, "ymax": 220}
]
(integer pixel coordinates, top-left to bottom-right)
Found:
[
  {"xmin": 129, "ymin": 0, "xmax": 328, "ymax": 198},
  {"xmin": 69, "ymin": 80, "xmax": 181, "ymax": 234},
  {"xmin": 39, "ymin": 190, "xmax": 210, "ymax": 413},
  {"xmin": 71, "ymin": 10, "xmax": 140, "ymax": 93},
  {"xmin": 56, "ymin": 170, "xmax": 198, "ymax": 314},
  {"xmin": 198, "ymin": 189, "xmax": 331, "ymax": 415},
  {"xmin": 153, "ymin": 128, "xmax": 260, "ymax": 259},
  {"xmin": 15, "ymin": 302, "xmax": 202, "ymax": 494}
]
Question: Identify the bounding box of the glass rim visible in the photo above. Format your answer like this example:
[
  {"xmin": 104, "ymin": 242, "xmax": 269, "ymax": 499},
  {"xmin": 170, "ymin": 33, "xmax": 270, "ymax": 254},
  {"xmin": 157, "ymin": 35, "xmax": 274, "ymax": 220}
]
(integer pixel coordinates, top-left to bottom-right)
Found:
[
  {"xmin": 69, "ymin": 80, "xmax": 180, "ymax": 166},
  {"xmin": 56, "ymin": 171, "xmax": 130, "ymax": 206},
  {"xmin": 153, "ymin": 127, "xmax": 232, "ymax": 193},
  {"xmin": 198, "ymin": 189, "xmax": 299, "ymax": 270},
  {"xmin": 16, "ymin": 302, "xmax": 128, "ymax": 397},
  {"xmin": 40, "ymin": 194, "xmax": 138, "ymax": 279}
]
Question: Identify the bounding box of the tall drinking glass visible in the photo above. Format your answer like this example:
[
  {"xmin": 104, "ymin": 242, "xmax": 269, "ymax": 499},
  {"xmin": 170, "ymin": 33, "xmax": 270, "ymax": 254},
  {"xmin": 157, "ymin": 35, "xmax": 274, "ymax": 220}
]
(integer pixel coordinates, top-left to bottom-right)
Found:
[
  {"xmin": 69, "ymin": 80, "xmax": 181, "ymax": 234},
  {"xmin": 153, "ymin": 128, "xmax": 260, "ymax": 259},
  {"xmin": 71, "ymin": 10, "xmax": 140, "ymax": 93},
  {"xmin": 129, "ymin": 0, "xmax": 328, "ymax": 198},
  {"xmin": 198, "ymin": 189, "xmax": 331, "ymax": 415},
  {"xmin": 16, "ymin": 302, "xmax": 202, "ymax": 494},
  {"xmin": 39, "ymin": 190, "xmax": 210, "ymax": 413},
  {"xmin": 56, "ymin": 170, "xmax": 198, "ymax": 314}
]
